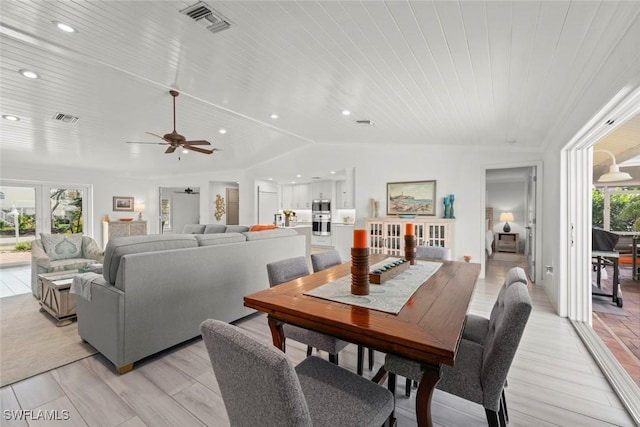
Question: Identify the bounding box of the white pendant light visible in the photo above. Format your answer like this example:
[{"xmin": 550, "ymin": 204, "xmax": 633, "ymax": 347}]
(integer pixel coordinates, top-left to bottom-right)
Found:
[{"xmin": 594, "ymin": 150, "xmax": 633, "ymax": 182}]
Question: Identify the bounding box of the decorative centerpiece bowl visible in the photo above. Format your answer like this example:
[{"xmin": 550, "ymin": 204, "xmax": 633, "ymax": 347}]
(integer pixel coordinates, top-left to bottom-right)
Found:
[
  {"xmin": 398, "ymin": 214, "xmax": 416, "ymax": 219},
  {"xmin": 119, "ymin": 218, "xmax": 134, "ymax": 222}
]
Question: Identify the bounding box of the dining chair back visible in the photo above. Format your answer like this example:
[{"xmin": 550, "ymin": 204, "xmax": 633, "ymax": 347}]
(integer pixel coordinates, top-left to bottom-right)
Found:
[
  {"xmin": 310, "ymin": 250, "xmax": 342, "ymax": 273},
  {"xmin": 266, "ymin": 257, "xmax": 349, "ymax": 363},
  {"xmin": 415, "ymin": 246, "xmax": 451, "ymax": 260},
  {"xmin": 200, "ymin": 319, "xmax": 394, "ymax": 426}
]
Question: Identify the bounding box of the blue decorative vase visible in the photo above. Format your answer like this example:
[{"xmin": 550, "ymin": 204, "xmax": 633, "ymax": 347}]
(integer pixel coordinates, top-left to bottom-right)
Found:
[
  {"xmin": 449, "ymin": 194, "xmax": 455, "ymax": 219},
  {"xmin": 443, "ymin": 197, "xmax": 451, "ymax": 219}
]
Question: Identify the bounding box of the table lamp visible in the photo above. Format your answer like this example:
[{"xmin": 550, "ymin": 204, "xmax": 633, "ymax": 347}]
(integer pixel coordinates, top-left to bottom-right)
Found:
[
  {"xmin": 135, "ymin": 203, "xmax": 145, "ymax": 221},
  {"xmin": 500, "ymin": 212, "xmax": 514, "ymax": 232}
]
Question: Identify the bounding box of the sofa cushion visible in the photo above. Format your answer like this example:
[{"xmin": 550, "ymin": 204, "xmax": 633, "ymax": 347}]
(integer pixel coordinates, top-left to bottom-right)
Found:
[
  {"xmin": 204, "ymin": 224, "xmax": 227, "ymax": 234},
  {"xmin": 103, "ymin": 235, "xmax": 198, "ymax": 285},
  {"xmin": 40, "ymin": 233, "xmax": 83, "ymax": 260},
  {"xmin": 243, "ymin": 228, "xmax": 298, "ymax": 241},
  {"xmin": 182, "ymin": 224, "xmax": 206, "ymax": 234},
  {"xmin": 250, "ymin": 224, "xmax": 279, "ymax": 231},
  {"xmin": 226, "ymin": 225, "xmax": 250, "ymax": 233},
  {"xmin": 195, "ymin": 233, "xmax": 246, "ymax": 246}
]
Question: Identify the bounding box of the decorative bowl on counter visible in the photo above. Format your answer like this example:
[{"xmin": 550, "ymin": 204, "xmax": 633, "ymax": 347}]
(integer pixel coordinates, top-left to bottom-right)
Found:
[
  {"xmin": 119, "ymin": 218, "xmax": 134, "ymax": 222},
  {"xmin": 398, "ymin": 214, "xmax": 416, "ymax": 219}
]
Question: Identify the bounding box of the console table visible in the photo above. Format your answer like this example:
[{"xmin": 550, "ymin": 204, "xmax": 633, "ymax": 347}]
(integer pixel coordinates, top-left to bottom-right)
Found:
[{"xmin": 102, "ymin": 220, "xmax": 147, "ymax": 248}]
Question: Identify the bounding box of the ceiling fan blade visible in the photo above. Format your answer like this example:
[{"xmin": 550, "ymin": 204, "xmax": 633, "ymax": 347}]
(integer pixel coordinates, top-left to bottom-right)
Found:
[
  {"xmin": 165, "ymin": 146, "xmax": 177, "ymax": 154},
  {"xmin": 184, "ymin": 140, "xmax": 211, "ymax": 146},
  {"xmin": 183, "ymin": 145, "xmax": 213, "ymax": 154},
  {"xmin": 146, "ymin": 132, "xmax": 171, "ymax": 142},
  {"xmin": 126, "ymin": 141, "xmax": 168, "ymax": 145}
]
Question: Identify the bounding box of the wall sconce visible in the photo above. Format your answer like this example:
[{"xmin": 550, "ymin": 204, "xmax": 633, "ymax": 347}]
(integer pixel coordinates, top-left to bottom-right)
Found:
[
  {"xmin": 134, "ymin": 203, "xmax": 145, "ymax": 220},
  {"xmin": 499, "ymin": 212, "xmax": 514, "ymax": 232},
  {"xmin": 594, "ymin": 150, "xmax": 632, "ymax": 182}
]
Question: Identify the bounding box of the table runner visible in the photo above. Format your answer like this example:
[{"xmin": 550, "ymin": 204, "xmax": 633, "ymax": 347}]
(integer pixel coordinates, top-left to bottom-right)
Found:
[{"xmin": 304, "ymin": 258, "xmax": 442, "ymax": 314}]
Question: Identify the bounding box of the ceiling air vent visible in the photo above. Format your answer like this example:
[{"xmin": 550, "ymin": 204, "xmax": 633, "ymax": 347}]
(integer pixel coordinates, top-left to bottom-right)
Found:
[
  {"xmin": 355, "ymin": 120, "xmax": 375, "ymax": 126},
  {"xmin": 52, "ymin": 113, "xmax": 79, "ymax": 124},
  {"xmin": 180, "ymin": 1, "xmax": 231, "ymax": 34}
]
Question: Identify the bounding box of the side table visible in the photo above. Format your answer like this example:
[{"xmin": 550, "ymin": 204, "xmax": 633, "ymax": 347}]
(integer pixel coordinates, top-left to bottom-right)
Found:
[{"xmin": 37, "ymin": 271, "xmax": 80, "ymax": 326}]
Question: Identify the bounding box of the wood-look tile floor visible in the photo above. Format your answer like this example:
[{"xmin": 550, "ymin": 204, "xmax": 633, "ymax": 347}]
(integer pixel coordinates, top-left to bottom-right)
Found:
[{"xmin": 0, "ymin": 257, "xmax": 636, "ymax": 426}]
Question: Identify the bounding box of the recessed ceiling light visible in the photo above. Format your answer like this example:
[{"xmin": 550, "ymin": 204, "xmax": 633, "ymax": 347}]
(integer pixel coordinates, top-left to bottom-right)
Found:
[
  {"xmin": 19, "ymin": 69, "xmax": 39, "ymax": 79},
  {"xmin": 219, "ymin": 128, "xmax": 227, "ymax": 134},
  {"xmin": 182, "ymin": 149, "xmax": 189, "ymax": 154},
  {"xmin": 268, "ymin": 178, "xmax": 273, "ymax": 181},
  {"xmin": 2, "ymin": 115, "xmax": 20, "ymax": 121},
  {"xmin": 52, "ymin": 21, "xmax": 76, "ymax": 33},
  {"xmin": 342, "ymin": 110, "xmax": 351, "ymax": 116},
  {"xmin": 296, "ymin": 174, "xmax": 302, "ymax": 178},
  {"xmin": 270, "ymin": 113, "xmax": 279, "ymax": 119},
  {"xmin": 330, "ymin": 171, "xmax": 336, "ymax": 174},
  {"xmin": 291, "ymin": 181, "xmax": 296, "ymax": 184}
]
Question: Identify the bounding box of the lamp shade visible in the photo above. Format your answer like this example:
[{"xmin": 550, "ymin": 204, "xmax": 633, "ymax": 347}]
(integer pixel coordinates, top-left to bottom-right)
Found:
[
  {"xmin": 500, "ymin": 212, "xmax": 514, "ymax": 232},
  {"xmin": 499, "ymin": 212, "xmax": 514, "ymax": 222},
  {"xmin": 595, "ymin": 150, "xmax": 633, "ymax": 182},
  {"xmin": 598, "ymin": 163, "xmax": 633, "ymax": 182}
]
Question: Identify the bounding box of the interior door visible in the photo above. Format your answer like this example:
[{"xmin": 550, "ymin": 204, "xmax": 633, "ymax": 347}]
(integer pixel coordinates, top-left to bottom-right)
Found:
[
  {"xmin": 171, "ymin": 192, "xmax": 200, "ymax": 233},
  {"xmin": 226, "ymin": 188, "xmax": 239, "ymax": 225},
  {"xmin": 525, "ymin": 168, "xmax": 537, "ymax": 282}
]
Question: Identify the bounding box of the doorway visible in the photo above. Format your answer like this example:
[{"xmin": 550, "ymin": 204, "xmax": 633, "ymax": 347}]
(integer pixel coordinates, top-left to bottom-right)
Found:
[
  {"xmin": 226, "ymin": 188, "xmax": 239, "ymax": 225},
  {"xmin": 159, "ymin": 187, "xmax": 200, "ymax": 234},
  {"xmin": 485, "ymin": 166, "xmax": 538, "ymax": 282}
]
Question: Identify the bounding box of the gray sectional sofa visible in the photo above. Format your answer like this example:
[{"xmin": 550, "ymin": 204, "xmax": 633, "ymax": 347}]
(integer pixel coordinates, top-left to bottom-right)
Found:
[{"xmin": 74, "ymin": 228, "xmax": 305, "ymax": 373}]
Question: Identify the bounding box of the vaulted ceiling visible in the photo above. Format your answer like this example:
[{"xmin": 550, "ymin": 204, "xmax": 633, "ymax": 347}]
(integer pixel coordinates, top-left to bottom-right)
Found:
[{"xmin": 1, "ymin": 1, "xmax": 639, "ymax": 178}]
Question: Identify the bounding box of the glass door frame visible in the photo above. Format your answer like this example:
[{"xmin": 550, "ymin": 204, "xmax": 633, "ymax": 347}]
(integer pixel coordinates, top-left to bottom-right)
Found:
[{"xmin": 0, "ymin": 179, "xmax": 93, "ymax": 238}]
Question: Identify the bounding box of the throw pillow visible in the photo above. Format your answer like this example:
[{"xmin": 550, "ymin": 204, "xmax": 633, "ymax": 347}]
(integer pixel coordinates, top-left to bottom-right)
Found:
[
  {"xmin": 249, "ymin": 224, "xmax": 278, "ymax": 232},
  {"xmin": 40, "ymin": 233, "xmax": 83, "ymax": 261}
]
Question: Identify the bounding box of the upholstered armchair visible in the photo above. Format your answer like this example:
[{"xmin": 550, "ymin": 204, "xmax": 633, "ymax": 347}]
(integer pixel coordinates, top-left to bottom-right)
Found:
[{"xmin": 31, "ymin": 234, "xmax": 104, "ymax": 299}]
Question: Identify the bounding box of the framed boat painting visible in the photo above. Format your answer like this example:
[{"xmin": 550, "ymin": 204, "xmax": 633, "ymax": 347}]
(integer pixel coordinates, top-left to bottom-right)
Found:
[{"xmin": 387, "ymin": 180, "xmax": 436, "ymax": 216}]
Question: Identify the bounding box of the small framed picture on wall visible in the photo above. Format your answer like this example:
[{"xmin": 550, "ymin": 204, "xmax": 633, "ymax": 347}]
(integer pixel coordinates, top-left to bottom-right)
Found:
[{"xmin": 113, "ymin": 196, "xmax": 135, "ymax": 212}]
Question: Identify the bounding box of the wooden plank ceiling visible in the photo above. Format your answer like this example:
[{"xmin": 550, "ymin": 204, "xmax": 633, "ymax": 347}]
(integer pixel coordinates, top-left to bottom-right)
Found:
[{"xmin": 1, "ymin": 1, "xmax": 639, "ymax": 177}]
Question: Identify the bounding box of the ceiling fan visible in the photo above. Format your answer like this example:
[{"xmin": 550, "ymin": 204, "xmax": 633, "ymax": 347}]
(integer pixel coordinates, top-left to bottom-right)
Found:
[
  {"xmin": 174, "ymin": 187, "xmax": 200, "ymax": 195},
  {"xmin": 127, "ymin": 90, "xmax": 221, "ymax": 155}
]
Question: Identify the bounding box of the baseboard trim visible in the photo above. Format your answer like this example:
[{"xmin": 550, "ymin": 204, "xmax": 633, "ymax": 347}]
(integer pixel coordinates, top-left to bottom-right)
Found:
[{"xmin": 571, "ymin": 319, "xmax": 640, "ymax": 425}]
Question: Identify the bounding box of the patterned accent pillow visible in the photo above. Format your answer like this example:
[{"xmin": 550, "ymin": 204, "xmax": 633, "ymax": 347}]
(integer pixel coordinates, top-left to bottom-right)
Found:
[{"xmin": 40, "ymin": 233, "xmax": 83, "ymax": 261}]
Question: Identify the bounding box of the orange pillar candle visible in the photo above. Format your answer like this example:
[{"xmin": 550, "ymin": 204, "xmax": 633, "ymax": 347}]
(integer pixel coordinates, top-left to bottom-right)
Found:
[
  {"xmin": 405, "ymin": 223, "xmax": 414, "ymax": 236},
  {"xmin": 353, "ymin": 229, "xmax": 368, "ymax": 248}
]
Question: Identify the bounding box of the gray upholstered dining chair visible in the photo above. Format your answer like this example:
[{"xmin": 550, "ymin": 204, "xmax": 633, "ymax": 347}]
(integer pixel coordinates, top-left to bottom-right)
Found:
[
  {"xmin": 267, "ymin": 256, "xmax": 349, "ymax": 364},
  {"xmin": 200, "ymin": 319, "xmax": 394, "ymax": 426},
  {"xmin": 415, "ymin": 245, "xmax": 452, "ymax": 260},
  {"xmin": 384, "ymin": 279, "xmax": 532, "ymax": 427},
  {"xmin": 310, "ymin": 250, "xmax": 375, "ymax": 375}
]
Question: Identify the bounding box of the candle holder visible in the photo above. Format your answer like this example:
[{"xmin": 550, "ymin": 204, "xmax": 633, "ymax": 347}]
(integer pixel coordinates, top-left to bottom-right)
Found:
[
  {"xmin": 351, "ymin": 247, "xmax": 370, "ymax": 295},
  {"xmin": 405, "ymin": 235, "xmax": 417, "ymax": 265}
]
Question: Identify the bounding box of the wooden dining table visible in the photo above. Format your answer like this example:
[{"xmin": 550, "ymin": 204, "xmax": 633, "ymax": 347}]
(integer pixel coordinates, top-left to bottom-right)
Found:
[{"xmin": 244, "ymin": 254, "xmax": 481, "ymax": 427}]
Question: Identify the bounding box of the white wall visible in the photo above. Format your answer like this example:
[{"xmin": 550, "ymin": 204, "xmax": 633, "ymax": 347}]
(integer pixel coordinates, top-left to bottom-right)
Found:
[{"xmin": 247, "ymin": 143, "xmax": 543, "ymax": 276}]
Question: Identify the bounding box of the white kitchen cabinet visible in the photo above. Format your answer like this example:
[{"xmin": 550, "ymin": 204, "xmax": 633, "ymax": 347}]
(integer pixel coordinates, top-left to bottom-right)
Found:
[
  {"xmin": 310, "ymin": 180, "xmax": 333, "ymax": 201},
  {"xmin": 281, "ymin": 185, "xmax": 294, "ymax": 209},
  {"xmin": 294, "ymin": 184, "xmax": 310, "ymax": 209},
  {"xmin": 335, "ymin": 168, "xmax": 355, "ymax": 209},
  {"xmin": 366, "ymin": 217, "xmax": 454, "ymax": 257},
  {"xmin": 281, "ymin": 183, "xmax": 310, "ymax": 209},
  {"xmin": 336, "ymin": 180, "xmax": 355, "ymax": 209}
]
